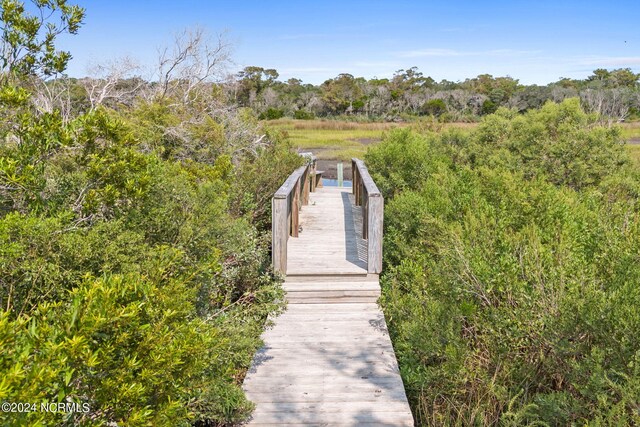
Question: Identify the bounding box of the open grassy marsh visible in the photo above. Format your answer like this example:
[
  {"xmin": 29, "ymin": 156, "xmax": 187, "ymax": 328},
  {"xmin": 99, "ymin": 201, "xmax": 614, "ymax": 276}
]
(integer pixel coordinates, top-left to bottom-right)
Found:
[
  {"xmin": 265, "ymin": 119, "xmax": 403, "ymax": 161},
  {"xmin": 267, "ymin": 119, "xmax": 640, "ymax": 169},
  {"xmin": 266, "ymin": 119, "xmax": 479, "ymax": 162},
  {"xmin": 620, "ymin": 121, "xmax": 640, "ymax": 142}
]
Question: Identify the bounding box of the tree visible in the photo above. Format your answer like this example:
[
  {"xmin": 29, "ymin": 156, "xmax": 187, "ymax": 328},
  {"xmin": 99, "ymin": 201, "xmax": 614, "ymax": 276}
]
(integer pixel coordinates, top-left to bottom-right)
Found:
[
  {"xmin": 581, "ymin": 87, "xmax": 634, "ymax": 124},
  {"xmin": 610, "ymin": 68, "xmax": 639, "ymax": 88},
  {"xmin": 83, "ymin": 57, "xmax": 143, "ymax": 110},
  {"xmin": 508, "ymin": 85, "xmax": 552, "ymax": 112},
  {"xmin": 587, "ymin": 68, "xmax": 639, "ymax": 89},
  {"xmin": 0, "ymin": 0, "xmax": 84, "ymax": 82},
  {"xmin": 588, "ymin": 68, "xmax": 611, "ymax": 83},
  {"xmin": 235, "ymin": 66, "xmax": 280, "ymax": 107},
  {"xmin": 321, "ymin": 73, "xmax": 364, "ymax": 114},
  {"xmin": 155, "ymin": 27, "xmax": 232, "ymax": 103},
  {"xmin": 0, "ymin": 0, "xmax": 85, "ymax": 210},
  {"xmin": 389, "ymin": 67, "xmax": 431, "ymax": 98},
  {"xmin": 422, "ymin": 98, "xmax": 447, "ymax": 117},
  {"xmin": 463, "ymin": 74, "xmax": 519, "ymax": 105}
]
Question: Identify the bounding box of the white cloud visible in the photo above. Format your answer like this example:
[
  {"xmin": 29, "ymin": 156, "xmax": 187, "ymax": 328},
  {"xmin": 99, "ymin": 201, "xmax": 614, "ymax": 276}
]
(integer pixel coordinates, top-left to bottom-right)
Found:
[
  {"xmin": 397, "ymin": 48, "xmax": 541, "ymax": 58},
  {"xmin": 576, "ymin": 56, "xmax": 640, "ymax": 67}
]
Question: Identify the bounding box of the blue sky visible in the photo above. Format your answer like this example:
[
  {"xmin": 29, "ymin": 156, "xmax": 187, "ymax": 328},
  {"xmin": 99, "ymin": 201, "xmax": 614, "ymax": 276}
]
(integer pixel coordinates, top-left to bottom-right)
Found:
[{"xmin": 58, "ymin": 0, "xmax": 640, "ymax": 85}]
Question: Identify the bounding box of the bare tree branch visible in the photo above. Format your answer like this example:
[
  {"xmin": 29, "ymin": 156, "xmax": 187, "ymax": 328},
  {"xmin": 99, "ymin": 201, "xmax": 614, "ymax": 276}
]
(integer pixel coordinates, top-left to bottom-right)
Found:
[
  {"xmin": 83, "ymin": 57, "xmax": 143, "ymax": 110},
  {"xmin": 154, "ymin": 27, "xmax": 233, "ymax": 103}
]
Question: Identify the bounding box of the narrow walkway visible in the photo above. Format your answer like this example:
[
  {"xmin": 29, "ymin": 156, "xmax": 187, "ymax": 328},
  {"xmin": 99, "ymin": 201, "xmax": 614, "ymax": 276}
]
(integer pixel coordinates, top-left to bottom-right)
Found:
[
  {"xmin": 243, "ymin": 187, "xmax": 414, "ymax": 426},
  {"xmin": 286, "ymin": 187, "xmax": 367, "ymax": 276}
]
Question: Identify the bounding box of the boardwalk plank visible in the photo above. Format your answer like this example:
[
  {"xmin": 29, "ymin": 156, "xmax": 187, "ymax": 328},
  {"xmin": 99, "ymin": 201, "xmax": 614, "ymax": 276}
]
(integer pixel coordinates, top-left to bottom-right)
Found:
[{"xmin": 244, "ymin": 187, "xmax": 413, "ymax": 426}]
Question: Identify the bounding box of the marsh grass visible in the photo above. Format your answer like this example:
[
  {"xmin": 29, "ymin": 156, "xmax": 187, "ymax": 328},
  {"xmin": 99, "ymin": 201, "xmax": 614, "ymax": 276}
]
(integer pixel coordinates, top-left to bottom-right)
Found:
[
  {"xmin": 265, "ymin": 119, "xmax": 477, "ymax": 161},
  {"xmin": 620, "ymin": 121, "xmax": 640, "ymax": 140},
  {"xmin": 267, "ymin": 118, "xmax": 639, "ymax": 169},
  {"xmin": 627, "ymin": 144, "xmax": 640, "ymax": 167},
  {"xmin": 264, "ymin": 119, "xmax": 399, "ymax": 161},
  {"xmin": 269, "ymin": 118, "xmax": 401, "ymax": 131}
]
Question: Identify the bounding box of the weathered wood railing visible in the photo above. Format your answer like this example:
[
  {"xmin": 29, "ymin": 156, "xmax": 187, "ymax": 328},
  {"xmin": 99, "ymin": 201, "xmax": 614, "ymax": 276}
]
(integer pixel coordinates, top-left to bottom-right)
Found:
[
  {"xmin": 272, "ymin": 160, "xmax": 315, "ymax": 274},
  {"xmin": 352, "ymin": 158, "xmax": 383, "ymax": 274}
]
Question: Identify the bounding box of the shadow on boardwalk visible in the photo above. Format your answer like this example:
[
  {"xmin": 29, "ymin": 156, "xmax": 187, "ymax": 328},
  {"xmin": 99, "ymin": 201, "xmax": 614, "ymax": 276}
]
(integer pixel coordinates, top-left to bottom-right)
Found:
[
  {"xmin": 243, "ymin": 305, "xmax": 413, "ymax": 425},
  {"xmin": 342, "ymin": 191, "xmax": 367, "ymax": 270}
]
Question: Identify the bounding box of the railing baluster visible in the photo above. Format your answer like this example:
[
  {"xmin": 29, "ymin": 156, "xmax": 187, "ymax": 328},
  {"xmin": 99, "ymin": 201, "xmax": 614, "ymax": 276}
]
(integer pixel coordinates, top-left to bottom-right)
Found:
[
  {"xmin": 272, "ymin": 163, "xmax": 311, "ymax": 274},
  {"xmin": 351, "ymin": 158, "xmax": 383, "ymax": 274},
  {"xmin": 273, "ymin": 158, "xmax": 382, "ymax": 275}
]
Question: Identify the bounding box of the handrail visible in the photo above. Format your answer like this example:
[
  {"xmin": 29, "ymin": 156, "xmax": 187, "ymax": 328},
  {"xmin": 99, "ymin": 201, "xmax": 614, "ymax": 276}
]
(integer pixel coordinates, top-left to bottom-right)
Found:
[
  {"xmin": 273, "ymin": 165, "xmax": 307, "ymax": 199},
  {"xmin": 352, "ymin": 158, "xmax": 383, "ymax": 274},
  {"xmin": 272, "ymin": 158, "xmax": 316, "ymax": 274}
]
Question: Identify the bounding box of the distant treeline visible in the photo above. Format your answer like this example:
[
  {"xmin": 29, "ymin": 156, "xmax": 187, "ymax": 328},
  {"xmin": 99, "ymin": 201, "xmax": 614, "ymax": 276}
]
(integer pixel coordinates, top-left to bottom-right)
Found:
[
  {"xmin": 41, "ymin": 66, "xmax": 640, "ymax": 124},
  {"xmin": 228, "ymin": 66, "xmax": 640, "ymax": 122}
]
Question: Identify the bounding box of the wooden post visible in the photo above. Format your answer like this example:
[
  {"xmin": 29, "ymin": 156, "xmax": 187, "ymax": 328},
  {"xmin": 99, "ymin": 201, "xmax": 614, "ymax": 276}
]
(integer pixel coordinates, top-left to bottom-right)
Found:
[
  {"xmin": 311, "ymin": 158, "xmax": 318, "ymax": 192},
  {"xmin": 272, "ymin": 196, "xmax": 288, "ymax": 274},
  {"xmin": 362, "ymin": 195, "xmax": 368, "ymax": 239},
  {"xmin": 291, "ymin": 181, "xmax": 300, "ymax": 237},
  {"xmin": 367, "ymin": 194, "xmax": 384, "ymax": 274},
  {"xmin": 352, "ymin": 158, "xmax": 384, "ymax": 274},
  {"xmin": 302, "ymin": 167, "xmax": 310, "ymax": 205},
  {"xmin": 352, "ymin": 160, "xmax": 359, "ymax": 205},
  {"xmin": 357, "ymin": 161, "xmax": 360, "ymax": 202},
  {"xmin": 272, "ymin": 164, "xmax": 310, "ymax": 274}
]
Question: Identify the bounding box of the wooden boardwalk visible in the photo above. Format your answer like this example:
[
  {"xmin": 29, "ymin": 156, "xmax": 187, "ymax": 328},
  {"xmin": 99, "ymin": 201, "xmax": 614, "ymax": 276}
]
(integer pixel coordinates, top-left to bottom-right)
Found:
[
  {"xmin": 242, "ymin": 185, "xmax": 414, "ymax": 426},
  {"xmin": 287, "ymin": 187, "xmax": 367, "ymax": 276}
]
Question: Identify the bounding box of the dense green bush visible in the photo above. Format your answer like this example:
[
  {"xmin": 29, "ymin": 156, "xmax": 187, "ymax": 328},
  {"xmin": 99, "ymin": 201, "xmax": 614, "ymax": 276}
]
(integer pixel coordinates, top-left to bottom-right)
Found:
[
  {"xmin": 258, "ymin": 108, "xmax": 285, "ymax": 120},
  {"xmin": 471, "ymin": 99, "xmax": 628, "ymax": 189},
  {"xmin": 0, "ymin": 2, "xmax": 302, "ymax": 421},
  {"xmin": 293, "ymin": 109, "xmax": 315, "ymax": 120},
  {"xmin": 367, "ymin": 100, "xmax": 640, "ymax": 426},
  {"xmin": 1, "ymin": 74, "xmax": 295, "ymax": 427},
  {"xmin": 421, "ymin": 98, "xmax": 447, "ymax": 117},
  {"xmin": 1, "ymin": 271, "xmax": 271, "ymax": 426}
]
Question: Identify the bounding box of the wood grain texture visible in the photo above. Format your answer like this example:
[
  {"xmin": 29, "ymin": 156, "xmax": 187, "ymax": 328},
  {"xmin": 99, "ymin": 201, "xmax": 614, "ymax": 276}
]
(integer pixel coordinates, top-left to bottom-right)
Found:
[
  {"xmin": 272, "ymin": 197, "xmax": 288, "ymax": 274},
  {"xmin": 243, "ymin": 302, "xmax": 414, "ymax": 426},
  {"xmin": 366, "ymin": 195, "xmax": 383, "ymax": 274},
  {"xmin": 286, "ymin": 187, "xmax": 367, "ymax": 276},
  {"xmin": 255, "ymin": 166, "xmax": 412, "ymax": 425},
  {"xmin": 350, "ymin": 158, "xmax": 383, "ymax": 272},
  {"xmin": 244, "ymin": 287, "xmax": 413, "ymax": 425}
]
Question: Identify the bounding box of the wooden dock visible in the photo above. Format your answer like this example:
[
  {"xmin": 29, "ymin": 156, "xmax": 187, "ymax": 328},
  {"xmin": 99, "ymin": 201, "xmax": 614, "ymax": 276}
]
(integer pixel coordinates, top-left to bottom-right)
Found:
[{"xmin": 242, "ymin": 161, "xmax": 413, "ymax": 426}]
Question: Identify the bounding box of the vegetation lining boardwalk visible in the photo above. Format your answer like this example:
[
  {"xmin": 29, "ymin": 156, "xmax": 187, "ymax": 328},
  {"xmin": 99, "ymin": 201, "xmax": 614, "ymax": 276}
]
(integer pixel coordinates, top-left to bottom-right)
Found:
[{"xmin": 242, "ymin": 160, "xmax": 414, "ymax": 426}]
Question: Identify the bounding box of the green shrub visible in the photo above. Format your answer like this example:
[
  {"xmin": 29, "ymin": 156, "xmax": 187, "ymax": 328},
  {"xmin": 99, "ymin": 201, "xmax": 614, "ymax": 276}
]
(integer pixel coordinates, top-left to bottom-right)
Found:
[
  {"xmin": 1, "ymin": 97, "xmax": 287, "ymax": 425},
  {"xmin": 258, "ymin": 108, "xmax": 285, "ymax": 120},
  {"xmin": 422, "ymin": 98, "xmax": 447, "ymax": 117},
  {"xmin": 368, "ymin": 101, "xmax": 640, "ymax": 426},
  {"xmin": 0, "ymin": 270, "xmax": 278, "ymax": 426},
  {"xmin": 0, "ymin": 4, "xmax": 290, "ymax": 424},
  {"xmin": 293, "ymin": 109, "xmax": 315, "ymax": 120},
  {"xmin": 471, "ymin": 99, "xmax": 630, "ymax": 189},
  {"xmin": 481, "ymin": 99, "xmax": 497, "ymax": 115}
]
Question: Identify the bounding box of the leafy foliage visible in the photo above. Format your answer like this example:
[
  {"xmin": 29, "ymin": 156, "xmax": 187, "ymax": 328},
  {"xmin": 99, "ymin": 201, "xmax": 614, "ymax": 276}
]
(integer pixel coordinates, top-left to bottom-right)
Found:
[
  {"xmin": 0, "ymin": 107, "xmax": 289, "ymax": 425},
  {"xmin": 472, "ymin": 99, "xmax": 628, "ymax": 189},
  {"xmin": 0, "ymin": 3, "xmax": 295, "ymax": 425},
  {"xmin": 0, "ymin": 0, "xmax": 84, "ymax": 80},
  {"xmin": 229, "ymin": 65, "xmax": 640, "ymax": 123},
  {"xmin": 367, "ymin": 100, "xmax": 640, "ymax": 426}
]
